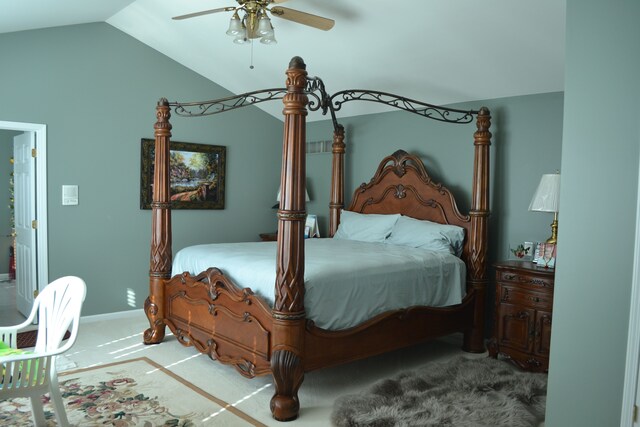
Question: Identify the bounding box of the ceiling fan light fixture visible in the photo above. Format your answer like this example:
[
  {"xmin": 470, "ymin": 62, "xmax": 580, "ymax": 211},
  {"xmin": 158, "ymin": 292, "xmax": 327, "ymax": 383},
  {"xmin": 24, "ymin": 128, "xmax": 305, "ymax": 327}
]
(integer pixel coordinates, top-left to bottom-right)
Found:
[
  {"xmin": 172, "ymin": 2, "xmax": 335, "ymax": 47},
  {"xmin": 260, "ymin": 31, "xmax": 277, "ymax": 44},
  {"xmin": 257, "ymin": 14, "xmax": 273, "ymax": 36},
  {"xmin": 226, "ymin": 11, "xmax": 243, "ymax": 36},
  {"xmin": 233, "ymin": 33, "xmax": 248, "ymax": 44}
]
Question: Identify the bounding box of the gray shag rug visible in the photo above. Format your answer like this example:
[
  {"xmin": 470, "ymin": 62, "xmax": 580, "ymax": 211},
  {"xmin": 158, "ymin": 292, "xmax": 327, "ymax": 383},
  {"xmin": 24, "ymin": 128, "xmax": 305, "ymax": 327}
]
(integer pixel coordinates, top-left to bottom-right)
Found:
[{"xmin": 331, "ymin": 356, "xmax": 547, "ymax": 427}]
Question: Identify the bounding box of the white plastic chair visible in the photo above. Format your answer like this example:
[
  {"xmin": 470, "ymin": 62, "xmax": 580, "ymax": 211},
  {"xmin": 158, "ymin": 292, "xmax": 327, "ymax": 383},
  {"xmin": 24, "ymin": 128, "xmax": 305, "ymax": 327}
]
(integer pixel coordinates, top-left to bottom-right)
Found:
[{"xmin": 0, "ymin": 276, "xmax": 86, "ymax": 427}]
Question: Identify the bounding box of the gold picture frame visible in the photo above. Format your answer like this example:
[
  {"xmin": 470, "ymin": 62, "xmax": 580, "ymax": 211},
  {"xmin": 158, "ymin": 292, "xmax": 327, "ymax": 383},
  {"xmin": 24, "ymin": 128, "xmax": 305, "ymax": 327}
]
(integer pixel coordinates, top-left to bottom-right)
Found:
[{"xmin": 140, "ymin": 138, "xmax": 226, "ymax": 210}]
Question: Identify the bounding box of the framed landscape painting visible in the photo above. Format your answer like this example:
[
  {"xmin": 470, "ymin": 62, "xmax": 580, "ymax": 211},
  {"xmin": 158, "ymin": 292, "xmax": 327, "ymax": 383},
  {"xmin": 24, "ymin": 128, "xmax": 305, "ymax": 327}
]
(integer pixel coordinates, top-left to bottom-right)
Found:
[{"xmin": 140, "ymin": 139, "xmax": 226, "ymax": 210}]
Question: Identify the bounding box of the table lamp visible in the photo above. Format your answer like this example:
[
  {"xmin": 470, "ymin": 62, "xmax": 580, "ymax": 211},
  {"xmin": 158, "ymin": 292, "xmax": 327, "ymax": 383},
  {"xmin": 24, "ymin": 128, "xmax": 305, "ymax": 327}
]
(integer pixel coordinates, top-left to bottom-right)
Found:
[
  {"xmin": 272, "ymin": 185, "xmax": 310, "ymax": 209},
  {"xmin": 529, "ymin": 172, "xmax": 560, "ymax": 244}
]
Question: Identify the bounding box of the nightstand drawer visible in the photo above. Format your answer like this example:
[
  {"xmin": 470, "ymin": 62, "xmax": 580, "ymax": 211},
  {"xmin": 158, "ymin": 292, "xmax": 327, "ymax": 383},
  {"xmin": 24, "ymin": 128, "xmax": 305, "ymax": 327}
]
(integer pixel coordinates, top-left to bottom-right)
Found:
[
  {"xmin": 498, "ymin": 270, "xmax": 553, "ymax": 289},
  {"xmin": 500, "ymin": 286, "xmax": 552, "ymax": 310}
]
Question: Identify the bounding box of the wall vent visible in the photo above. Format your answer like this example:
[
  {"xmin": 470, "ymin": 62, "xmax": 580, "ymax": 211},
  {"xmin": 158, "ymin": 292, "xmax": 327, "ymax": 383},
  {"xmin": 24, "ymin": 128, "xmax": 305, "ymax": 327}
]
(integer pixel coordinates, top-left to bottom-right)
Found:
[{"xmin": 306, "ymin": 140, "xmax": 332, "ymax": 154}]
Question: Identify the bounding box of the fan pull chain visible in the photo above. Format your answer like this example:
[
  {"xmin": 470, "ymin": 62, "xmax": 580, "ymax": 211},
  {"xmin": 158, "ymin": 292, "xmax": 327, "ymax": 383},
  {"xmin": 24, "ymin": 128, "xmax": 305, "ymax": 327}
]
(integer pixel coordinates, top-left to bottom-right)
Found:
[{"xmin": 249, "ymin": 39, "xmax": 254, "ymax": 69}]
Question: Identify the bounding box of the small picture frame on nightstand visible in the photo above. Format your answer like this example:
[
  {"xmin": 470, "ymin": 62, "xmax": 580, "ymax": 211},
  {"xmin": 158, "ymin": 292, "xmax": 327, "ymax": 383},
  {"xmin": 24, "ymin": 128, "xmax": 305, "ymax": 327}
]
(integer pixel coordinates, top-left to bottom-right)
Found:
[
  {"xmin": 305, "ymin": 214, "xmax": 320, "ymax": 238},
  {"xmin": 533, "ymin": 242, "xmax": 542, "ymax": 263},
  {"xmin": 534, "ymin": 242, "xmax": 556, "ymax": 268}
]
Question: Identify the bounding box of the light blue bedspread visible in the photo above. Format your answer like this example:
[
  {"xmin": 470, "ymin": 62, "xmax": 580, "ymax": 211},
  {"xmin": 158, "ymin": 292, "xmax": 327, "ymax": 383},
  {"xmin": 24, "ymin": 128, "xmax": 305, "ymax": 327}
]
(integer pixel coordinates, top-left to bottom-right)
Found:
[{"xmin": 172, "ymin": 239, "xmax": 465, "ymax": 331}]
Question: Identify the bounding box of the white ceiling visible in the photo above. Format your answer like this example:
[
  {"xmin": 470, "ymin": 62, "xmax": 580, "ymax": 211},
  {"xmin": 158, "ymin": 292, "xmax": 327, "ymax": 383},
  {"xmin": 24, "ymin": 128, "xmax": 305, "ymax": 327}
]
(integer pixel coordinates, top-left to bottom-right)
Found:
[{"xmin": 2, "ymin": 0, "xmax": 565, "ymax": 121}]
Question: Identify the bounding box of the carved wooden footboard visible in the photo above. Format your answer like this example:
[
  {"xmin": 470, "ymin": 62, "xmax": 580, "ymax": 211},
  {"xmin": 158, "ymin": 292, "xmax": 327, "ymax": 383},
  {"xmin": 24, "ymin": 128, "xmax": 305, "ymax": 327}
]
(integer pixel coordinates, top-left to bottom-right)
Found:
[{"xmin": 163, "ymin": 268, "xmax": 273, "ymax": 378}]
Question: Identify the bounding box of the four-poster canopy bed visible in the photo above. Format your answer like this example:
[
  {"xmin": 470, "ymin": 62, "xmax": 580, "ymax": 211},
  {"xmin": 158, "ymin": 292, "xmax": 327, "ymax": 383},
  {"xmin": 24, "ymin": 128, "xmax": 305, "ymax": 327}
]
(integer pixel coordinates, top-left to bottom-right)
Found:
[{"xmin": 143, "ymin": 56, "xmax": 492, "ymax": 421}]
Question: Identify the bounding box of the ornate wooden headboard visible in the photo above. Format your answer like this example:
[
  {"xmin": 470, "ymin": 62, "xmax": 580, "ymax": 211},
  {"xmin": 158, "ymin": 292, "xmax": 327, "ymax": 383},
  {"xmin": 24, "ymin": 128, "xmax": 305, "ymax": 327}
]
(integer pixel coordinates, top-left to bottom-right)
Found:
[{"xmin": 348, "ymin": 149, "xmax": 472, "ymax": 261}]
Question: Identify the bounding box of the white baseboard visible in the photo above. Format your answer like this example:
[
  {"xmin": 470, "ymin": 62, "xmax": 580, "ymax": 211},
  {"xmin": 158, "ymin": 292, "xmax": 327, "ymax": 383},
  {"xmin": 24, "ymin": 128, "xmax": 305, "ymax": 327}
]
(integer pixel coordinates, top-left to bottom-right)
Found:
[
  {"xmin": 0, "ymin": 273, "xmax": 9, "ymax": 281},
  {"xmin": 80, "ymin": 308, "xmax": 144, "ymax": 324}
]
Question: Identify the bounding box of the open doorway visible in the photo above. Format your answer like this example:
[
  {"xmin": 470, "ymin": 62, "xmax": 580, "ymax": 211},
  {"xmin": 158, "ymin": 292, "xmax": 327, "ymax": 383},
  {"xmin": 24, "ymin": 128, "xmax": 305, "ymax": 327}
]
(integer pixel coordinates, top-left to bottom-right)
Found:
[{"xmin": 0, "ymin": 121, "xmax": 48, "ymax": 326}]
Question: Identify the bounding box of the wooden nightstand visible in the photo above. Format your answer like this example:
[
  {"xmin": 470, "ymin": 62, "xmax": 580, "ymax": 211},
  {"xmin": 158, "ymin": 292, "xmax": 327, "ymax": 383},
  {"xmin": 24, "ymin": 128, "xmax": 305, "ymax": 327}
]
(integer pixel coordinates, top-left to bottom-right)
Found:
[
  {"xmin": 488, "ymin": 260, "xmax": 555, "ymax": 373},
  {"xmin": 259, "ymin": 232, "xmax": 277, "ymax": 242}
]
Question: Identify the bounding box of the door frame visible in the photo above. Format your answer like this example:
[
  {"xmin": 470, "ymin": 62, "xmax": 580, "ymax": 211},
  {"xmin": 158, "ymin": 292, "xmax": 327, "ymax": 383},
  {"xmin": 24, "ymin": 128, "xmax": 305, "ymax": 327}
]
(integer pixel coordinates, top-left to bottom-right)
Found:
[{"xmin": 0, "ymin": 120, "xmax": 48, "ymax": 297}]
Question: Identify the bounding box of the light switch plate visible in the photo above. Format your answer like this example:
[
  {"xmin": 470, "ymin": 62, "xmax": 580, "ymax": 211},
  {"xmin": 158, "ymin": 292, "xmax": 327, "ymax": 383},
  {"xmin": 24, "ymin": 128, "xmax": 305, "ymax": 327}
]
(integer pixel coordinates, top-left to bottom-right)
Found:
[{"xmin": 62, "ymin": 185, "xmax": 78, "ymax": 206}]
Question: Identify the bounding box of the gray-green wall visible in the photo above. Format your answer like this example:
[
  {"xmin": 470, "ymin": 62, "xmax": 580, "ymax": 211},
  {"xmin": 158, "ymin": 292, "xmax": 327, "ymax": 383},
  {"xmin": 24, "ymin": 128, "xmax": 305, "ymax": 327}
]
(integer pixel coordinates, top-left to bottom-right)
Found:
[
  {"xmin": 306, "ymin": 92, "xmax": 564, "ymax": 276},
  {"xmin": 0, "ymin": 130, "xmax": 20, "ymax": 275},
  {"xmin": 0, "ymin": 23, "xmax": 284, "ymax": 315},
  {"xmin": 546, "ymin": 1, "xmax": 640, "ymax": 425}
]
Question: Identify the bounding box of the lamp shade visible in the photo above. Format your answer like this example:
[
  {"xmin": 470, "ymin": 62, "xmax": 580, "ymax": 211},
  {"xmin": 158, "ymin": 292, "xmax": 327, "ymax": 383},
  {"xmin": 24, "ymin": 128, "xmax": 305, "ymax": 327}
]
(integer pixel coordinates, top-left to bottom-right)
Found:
[
  {"xmin": 529, "ymin": 173, "xmax": 560, "ymax": 213},
  {"xmin": 276, "ymin": 186, "xmax": 310, "ymax": 203}
]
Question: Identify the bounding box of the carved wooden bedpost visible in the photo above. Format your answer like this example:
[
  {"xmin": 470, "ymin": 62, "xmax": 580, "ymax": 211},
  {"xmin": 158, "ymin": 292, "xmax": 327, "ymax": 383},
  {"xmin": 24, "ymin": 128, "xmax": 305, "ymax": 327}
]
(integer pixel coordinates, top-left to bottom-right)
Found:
[
  {"xmin": 270, "ymin": 57, "xmax": 308, "ymax": 421},
  {"xmin": 144, "ymin": 98, "xmax": 172, "ymax": 345},
  {"xmin": 464, "ymin": 106, "xmax": 492, "ymax": 353},
  {"xmin": 329, "ymin": 124, "xmax": 345, "ymax": 236}
]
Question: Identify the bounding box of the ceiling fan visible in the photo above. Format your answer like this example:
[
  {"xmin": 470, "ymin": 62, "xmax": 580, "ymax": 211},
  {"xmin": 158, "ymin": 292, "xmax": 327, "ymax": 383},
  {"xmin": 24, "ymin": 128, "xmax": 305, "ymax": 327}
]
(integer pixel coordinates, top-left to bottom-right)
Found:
[{"xmin": 172, "ymin": 0, "xmax": 335, "ymax": 45}]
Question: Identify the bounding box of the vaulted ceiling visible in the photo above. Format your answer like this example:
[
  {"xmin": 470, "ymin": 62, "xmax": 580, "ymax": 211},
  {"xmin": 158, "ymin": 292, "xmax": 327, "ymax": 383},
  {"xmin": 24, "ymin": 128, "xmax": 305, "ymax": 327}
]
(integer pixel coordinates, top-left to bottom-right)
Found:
[{"xmin": 1, "ymin": 0, "xmax": 565, "ymax": 121}]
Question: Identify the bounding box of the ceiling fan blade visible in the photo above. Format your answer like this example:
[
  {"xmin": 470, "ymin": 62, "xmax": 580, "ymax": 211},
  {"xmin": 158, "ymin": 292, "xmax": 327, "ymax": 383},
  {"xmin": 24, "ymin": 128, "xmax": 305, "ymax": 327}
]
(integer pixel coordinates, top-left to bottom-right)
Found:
[
  {"xmin": 172, "ymin": 7, "xmax": 236, "ymax": 21},
  {"xmin": 270, "ymin": 6, "xmax": 335, "ymax": 31},
  {"xmin": 269, "ymin": 0, "xmax": 290, "ymax": 3}
]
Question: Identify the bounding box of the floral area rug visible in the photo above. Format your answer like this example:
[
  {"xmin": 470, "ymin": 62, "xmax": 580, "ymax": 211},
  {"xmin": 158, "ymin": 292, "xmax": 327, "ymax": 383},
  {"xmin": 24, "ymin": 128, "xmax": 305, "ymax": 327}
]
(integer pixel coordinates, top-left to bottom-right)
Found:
[{"xmin": 1, "ymin": 357, "xmax": 266, "ymax": 426}]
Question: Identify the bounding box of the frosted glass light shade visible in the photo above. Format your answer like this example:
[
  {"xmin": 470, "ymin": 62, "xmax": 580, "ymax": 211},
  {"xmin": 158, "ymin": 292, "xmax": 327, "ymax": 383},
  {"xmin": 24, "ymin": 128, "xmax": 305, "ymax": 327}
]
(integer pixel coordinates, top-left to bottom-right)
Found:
[
  {"xmin": 226, "ymin": 13, "xmax": 243, "ymax": 36},
  {"xmin": 257, "ymin": 15, "xmax": 273, "ymax": 36},
  {"xmin": 529, "ymin": 173, "xmax": 560, "ymax": 212},
  {"xmin": 233, "ymin": 28, "xmax": 248, "ymax": 44},
  {"xmin": 260, "ymin": 32, "xmax": 277, "ymax": 44}
]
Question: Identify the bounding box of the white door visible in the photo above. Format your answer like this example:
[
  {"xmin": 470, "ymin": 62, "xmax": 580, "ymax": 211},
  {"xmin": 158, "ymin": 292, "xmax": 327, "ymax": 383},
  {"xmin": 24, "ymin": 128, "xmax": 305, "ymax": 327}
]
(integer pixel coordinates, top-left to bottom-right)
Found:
[{"xmin": 13, "ymin": 132, "xmax": 37, "ymax": 317}]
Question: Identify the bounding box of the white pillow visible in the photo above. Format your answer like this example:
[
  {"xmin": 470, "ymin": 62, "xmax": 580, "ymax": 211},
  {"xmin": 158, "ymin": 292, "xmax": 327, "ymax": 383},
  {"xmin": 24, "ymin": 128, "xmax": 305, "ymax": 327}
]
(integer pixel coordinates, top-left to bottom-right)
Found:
[
  {"xmin": 333, "ymin": 210, "xmax": 400, "ymax": 243},
  {"xmin": 386, "ymin": 215, "xmax": 465, "ymax": 256}
]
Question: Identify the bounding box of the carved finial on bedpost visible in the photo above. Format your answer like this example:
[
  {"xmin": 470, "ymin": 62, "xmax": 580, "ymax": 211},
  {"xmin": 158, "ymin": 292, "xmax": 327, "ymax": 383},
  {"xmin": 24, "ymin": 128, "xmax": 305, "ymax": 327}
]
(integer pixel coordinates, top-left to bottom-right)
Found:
[
  {"xmin": 289, "ymin": 56, "xmax": 306, "ymax": 70},
  {"xmin": 271, "ymin": 58, "xmax": 309, "ymax": 422},
  {"xmin": 464, "ymin": 106, "xmax": 492, "ymax": 353},
  {"xmin": 144, "ymin": 97, "xmax": 173, "ymax": 346},
  {"xmin": 329, "ymin": 124, "xmax": 345, "ymax": 236}
]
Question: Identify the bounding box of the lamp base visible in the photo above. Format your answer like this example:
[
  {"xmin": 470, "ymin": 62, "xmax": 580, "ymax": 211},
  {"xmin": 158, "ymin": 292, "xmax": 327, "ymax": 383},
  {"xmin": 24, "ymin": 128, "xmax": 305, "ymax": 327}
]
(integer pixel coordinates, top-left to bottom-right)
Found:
[{"xmin": 546, "ymin": 214, "xmax": 558, "ymax": 245}]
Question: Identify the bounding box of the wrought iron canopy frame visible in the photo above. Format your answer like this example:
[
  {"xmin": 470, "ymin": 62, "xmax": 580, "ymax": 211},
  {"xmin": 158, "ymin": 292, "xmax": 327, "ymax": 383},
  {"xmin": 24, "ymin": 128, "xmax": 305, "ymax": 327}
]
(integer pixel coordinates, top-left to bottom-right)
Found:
[
  {"xmin": 329, "ymin": 89, "xmax": 478, "ymax": 124},
  {"xmin": 170, "ymin": 76, "xmax": 329, "ymax": 117},
  {"xmin": 168, "ymin": 78, "xmax": 480, "ymax": 127}
]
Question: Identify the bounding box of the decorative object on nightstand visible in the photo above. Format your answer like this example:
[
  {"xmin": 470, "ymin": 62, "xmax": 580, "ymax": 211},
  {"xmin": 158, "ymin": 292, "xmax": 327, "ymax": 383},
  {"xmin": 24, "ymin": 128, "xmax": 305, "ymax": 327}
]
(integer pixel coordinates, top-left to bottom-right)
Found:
[
  {"xmin": 509, "ymin": 242, "xmax": 533, "ymax": 261},
  {"xmin": 488, "ymin": 261, "xmax": 555, "ymax": 373},
  {"xmin": 529, "ymin": 172, "xmax": 560, "ymax": 244},
  {"xmin": 533, "ymin": 242, "xmax": 556, "ymax": 268},
  {"xmin": 261, "ymin": 214, "xmax": 319, "ymax": 241},
  {"xmin": 305, "ymin": 214, "xmax": 320, "ymax": 238}
]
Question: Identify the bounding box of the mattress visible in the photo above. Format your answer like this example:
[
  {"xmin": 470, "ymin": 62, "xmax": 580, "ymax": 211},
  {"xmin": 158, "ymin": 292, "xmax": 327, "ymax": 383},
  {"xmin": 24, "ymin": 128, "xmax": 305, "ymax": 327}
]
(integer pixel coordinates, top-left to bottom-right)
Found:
[{"xmin": 172, "ymin": 238, "xmax": 466, "ymax": 331}]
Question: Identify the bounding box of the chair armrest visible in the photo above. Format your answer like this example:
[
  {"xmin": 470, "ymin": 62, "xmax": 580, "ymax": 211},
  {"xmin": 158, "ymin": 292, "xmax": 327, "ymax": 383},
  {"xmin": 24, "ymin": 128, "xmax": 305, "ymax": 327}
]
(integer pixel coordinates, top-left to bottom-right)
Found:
[
  {"xmin": 0, "ymin": 327, "xmax": 19, "ymax": 349},
  {"xmin": 0, "ymin": 349, "xmax": 58, "ymax": 365},
  {"xmin": 0, "ymin": 304, "xmax": 39, "ymax": 333}
]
